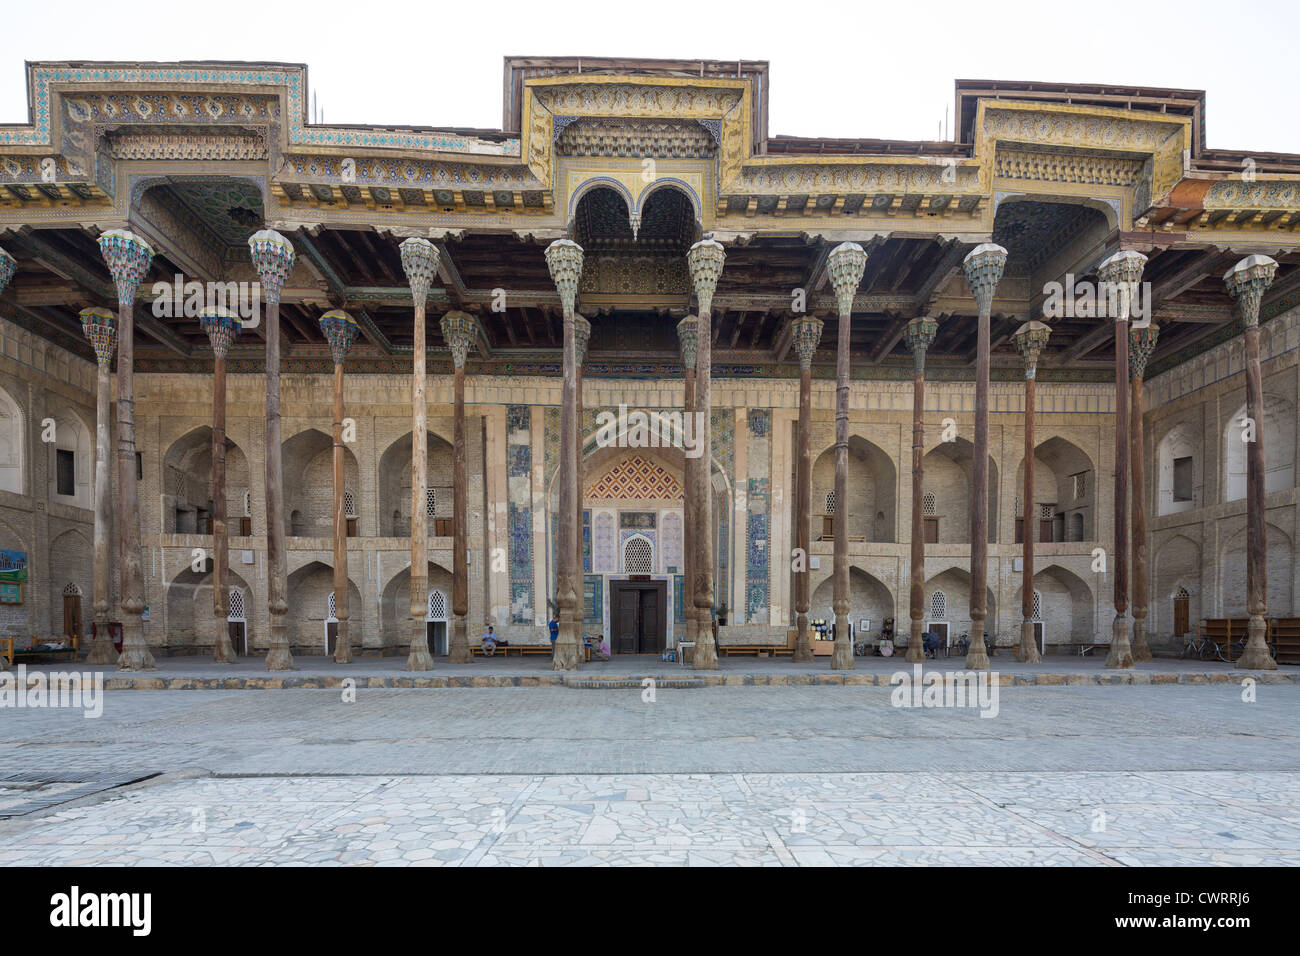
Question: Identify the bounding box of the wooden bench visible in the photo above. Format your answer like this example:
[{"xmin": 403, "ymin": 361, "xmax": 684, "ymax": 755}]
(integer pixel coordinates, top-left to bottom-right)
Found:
[
  {"xmin": 470, "ymin": 643, "xmax": 552, "ymax": 658},
  {"xmin": 720, "ymin": 629, "xmax": 797, "ymax": 658},
  {"xmin": 2, "ymin": 634, "xmax": 79, "ymax": 666},
  {"xmin": 1069, "ymin": 640, "xmax": 1104, "ymax": 657},
  {"xmin": 1270, "ymin": 618, "xmax": 1300, "ymax": 665}
]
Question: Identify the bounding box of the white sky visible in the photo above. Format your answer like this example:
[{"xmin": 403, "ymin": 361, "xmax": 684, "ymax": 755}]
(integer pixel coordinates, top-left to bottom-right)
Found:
[{"xmin": 2, "ymin": 0, "xmax": 1299, "ymax": 153}]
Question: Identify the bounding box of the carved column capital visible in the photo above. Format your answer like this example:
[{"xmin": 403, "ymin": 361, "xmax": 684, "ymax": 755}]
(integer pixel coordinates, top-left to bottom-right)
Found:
[
  {"xmin": 827, "ymin": 242, "xmax": 867, "ymax": 316},
  {"xmin": 1224, "ymin": 254, "xmax": 1279, "ymax": 328},
  {"xmin": 904, "ymin": 316, "xmax": 939, "ymax": 374},
  {"xmin": 675, "ymin": 315, "xmax": 699, "ymax": 368},
  {"xmin": 544, "ymin": 238, "xmax": 584, "ymax": 316},
  {"xmin": 97, "ymin": 228, "xmax": 154, "ymax": 306},
  {"xmin": 399, "ymin": 236, "xmax": 441, "ymax": 303},
  {"xmin": 573, "ymin": 313, "xmax": 591, "ymax": 367},
  {"xmin": 790, "ymin": 315, "xmax": 824, "ymax": 371},
  {"xmin": 79, "ymin": 307, "xmax": 119, "ymax": 367},
  {"xmin": 247, "ymin": 229, "xmax": 296, "ymax": 306},
  {"xmin": 319, "ymin": 309, "xmax": 359, "ymax": 367},
  {"xmin": 1097, "ymin": 249, "xmax": 1148, "ymax": 322},
  {"xmin": 200, "ymin": 306, "xmax": 242, "ymax": 362},
  {"xmin": 1013, "ymin": 320, "xmax": 1052, "ymax": 380},
  {"xmin": 1128, "ymin": 323, "xmax": 1160, "ymax": 379},
  {"xmin": 687, "ymin": 237, "xmax": 726, "ymax": 315},
  {"xmin": 962, "ymin": 242, "xmax": 1008, "ymax": 315},
  {"xmin": 440, "ymin": 309, "xmax": 480, "ymax": 369}
]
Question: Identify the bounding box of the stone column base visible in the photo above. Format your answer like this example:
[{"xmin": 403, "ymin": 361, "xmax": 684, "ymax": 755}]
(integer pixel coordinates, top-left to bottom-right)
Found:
[{"xmin": 1237, "ymin": 614, "xmax": 1278, "ymax": 670}]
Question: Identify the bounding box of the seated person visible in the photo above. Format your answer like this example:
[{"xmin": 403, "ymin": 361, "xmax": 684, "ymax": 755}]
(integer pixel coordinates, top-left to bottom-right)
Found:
[
  {"xmin": 593, "ymin": 634, "xmax": 611, "ymax": 661},
  {"xmin": 480, "ymin": 625, "xmax": 508, "ymax": 655},
  {"xmin": 923, "ymin": 631, "xmax": 940, "ymax": 658}
]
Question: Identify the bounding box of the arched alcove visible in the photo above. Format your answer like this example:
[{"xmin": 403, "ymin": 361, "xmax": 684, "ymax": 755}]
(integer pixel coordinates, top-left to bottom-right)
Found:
[
  {"xmin": 286, "ymin": 561, "xmax": 363, "ymax": 651},
  {"xmin": 1013, "ymin": 436, "xmax": 1095, "ymax": 542},
  {"xmin": 380, "ymin": 561, "xmax": 455, "ymax": 646},
  {"xmin": 1220, "ymin": 524, "xmax": 1293, "ymax": 616},
  {"xmin": 1014, "ymin": 564, "xmax": 1094, "ymax": 647},
  {"xmin": 810, "ymin": 436, "xmax": 897, "ymax": 543},
  {"xmin": 163, "ymin": 425, "xmax": 251, "ymax": 534},
  {"xmin": 46, "ymin": 407, "xmax": 92, "ymax": 509},
  {"xmin": 1223, "ymin": 394, "xmax": 1295, "ymax": 502},
  {"xmin": 165, "ymin": 559, "xmax": 254, "ymax": 649},
  {"xmin": 0, "ymin": 385, "xmax": 25, "ymax": 494},
  {"xmin": 377, "ymin": 430, "xmax": 453, "ymax": 536},
  {"xmin": 921, "ymin": 438, "xmax": 998, "ymax": 544},
  {"xmin": 282, "ymin": 428, "xmax": 360, "ymax": 538},
  {"xmin": 810, "ymin": 566, "xmax": 894, "ymax": 631},
  {"xmin": 1157, "ymin": 421, "xmax": 1199, "ymax": 515}
]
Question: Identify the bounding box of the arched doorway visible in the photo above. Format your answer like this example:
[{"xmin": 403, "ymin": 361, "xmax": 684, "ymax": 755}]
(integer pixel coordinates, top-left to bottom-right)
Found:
[
  {"xmin": 227, "ymin": 588, "xmax": 248, "ymax": 655},
  {"xmin": 61, "ymin": 582, "xmax": 83, "ymax": 640},
  {"xmin": 427, "ymin": 589, "xmax": 449, "ymax": 655}
]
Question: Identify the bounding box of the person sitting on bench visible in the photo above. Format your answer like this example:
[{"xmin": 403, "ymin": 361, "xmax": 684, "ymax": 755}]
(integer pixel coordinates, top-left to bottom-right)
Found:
[
  {"xmin": 480, "ymin": 625, "xmax": 508, "ymax": 655},
  {"xmin": 923, "ymin": 631, "xmax": 940, "ymax": 659}
]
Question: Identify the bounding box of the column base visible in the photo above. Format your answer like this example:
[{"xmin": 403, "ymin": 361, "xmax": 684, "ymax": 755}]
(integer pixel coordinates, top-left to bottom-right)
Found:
[
  {"xmin": 406, "ymin": 616, "xmax": 434, "ymax": 671},
  {"xmin": 116, "ymin": 616, "xmax": 156, "ymax": 671},
  {"xmin": 830, "ymin": 635, "xmax": 854, "ymax": 670},
  {"xmin": 1105, "ymin": 615, "xmax": 1134, "ymax": 669},
  {"xmin": 1131, "ymin": 613, "xmax": 1152, "ymax": 663},
  {"xmin": 1237, "ymin": 614, "xmax": 1278, "ymax": 670},
  {"xmin": 448, "ymin": 616, "xmax": 471, "ymax": 664},
  {"xmin": 905, "ymin": 618, "xmax": 924, "ymax": 663},
  {"xmin": 1017, "ymin": 618, "xmax": 1042, "ymax": 664},
  {"xmin": 331, "ymin": 618, "xmax": 351, "ymax": 664},
  {"xmin": 214, "ymin": 623, "xmax": 239, "ymax": 665},
  {"xmin": 692, "ymin": 610, "xmax": 718, "ymax": 670},
  {"xmin": 793, "ymin": 611, "xmax": 813, "ymax": 663},
  {"xmin": 964, "ymin": 619, "xmax": 989, "ymax": 671},
  {"xmin": 86, "ymin": 630, "xmax": 119, "ymax": 665}
]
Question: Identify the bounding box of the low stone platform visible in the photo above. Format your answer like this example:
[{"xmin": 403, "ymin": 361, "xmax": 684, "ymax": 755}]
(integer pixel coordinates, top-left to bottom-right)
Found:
[{"xmin": 3, "ymin": 653, "xmax": 1295, "ymax": 689}]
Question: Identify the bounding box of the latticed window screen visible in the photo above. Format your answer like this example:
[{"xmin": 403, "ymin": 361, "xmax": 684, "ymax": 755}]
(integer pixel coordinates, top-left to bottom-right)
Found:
[
  {"xmin": 62, "ymin": 582, "xmax": 80, "ymax": 595},
  {"xmin": 328, "ymin": 592, "xmax": 336, "ymax": 619},
  {"xmin": 170, "ymin": 467, "xmax": 187, "ymax": 498},
  {"xmin": 344, "ymin": 490, "xmax": 357, "ymax": 518},
  {"xmin": 228, "ymin": 590, "xmax": 244, "ymax": 620},
  {"xmin": 244, "ymin": 492, "xmax": 252, "ymax": 517},
  {"xmin": 426, "ymin": 488, "xmax": 437, "ymax": 517},
  {"xmin": 1014, "ymin": 495, "xmax": 1022, "ymax": 517},
  {"xmin": 922, "ymin": 492, "xmax": 936, "ymax": 516},
  {"xmin": 825, "ymin": 491, "xmax": 836, "ymax": 514},
  {"xmin": 1072, "ymin": 472, "xmax": 1087, "ymax": 499},
  {"xmin": 1032, "ymin": 590, "xmax": 1042, "ymax": 620},
  {"xmin": 1039, "ymin": 504, "xmax": 1055, "ymax": 520},
  {"xmin": 428, "ymin": 590, "xmax": 447, "ymax": 620},
  {"xmin": 1176, "ymin": 586, "xmax": 1190, "ymax": 600},
  {"xmin": 624, "ymin": 537, "xmax": 653, "ymax": 574},
  {"xmin": 930, "ymin": 591, "xmax": 946, "ymax": 619}
]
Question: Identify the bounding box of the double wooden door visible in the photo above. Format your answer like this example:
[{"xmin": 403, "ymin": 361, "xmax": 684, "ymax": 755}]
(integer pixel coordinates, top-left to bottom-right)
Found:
[{"xmin": 611, "ymin": 581, "xmax": 666, "ymax": 655}]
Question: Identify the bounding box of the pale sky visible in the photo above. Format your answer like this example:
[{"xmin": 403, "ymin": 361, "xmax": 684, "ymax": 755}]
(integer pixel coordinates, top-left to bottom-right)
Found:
[{"xmin": 3, "ymin": 0, "xmax": 1299, "ymax": 154}]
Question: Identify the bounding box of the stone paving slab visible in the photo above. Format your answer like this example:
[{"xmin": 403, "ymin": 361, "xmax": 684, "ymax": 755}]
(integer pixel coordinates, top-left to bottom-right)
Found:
[{"xmin": 1, "ymin": 771, "xmax": 1296, "ymax": 866}]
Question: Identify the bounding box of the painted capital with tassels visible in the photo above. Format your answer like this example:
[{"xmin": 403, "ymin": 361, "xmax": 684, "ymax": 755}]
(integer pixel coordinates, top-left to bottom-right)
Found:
[
  {"xmin": 97, "ymin": 229, "xmax": 154, "ymax": 307},
  {"xmin": 200, "ymin": 306, "xmax": 242, "ymax": 361},
  {"xmin": 0, "ymin": 246, "xmax": 15, "ymax": 297},
  {"xmin": 790, "ymin": 315, "xmax": 824, "ymax": 371},
  {"xmin": 1224, "ymin": 254, "xmax": 1279, "ymax": 328},
  {"xmin": 399, "ymin": 237, "xmax": 440, "ymax": 301},
  {"xmin": 440, "ymin": 310, "xmax": 479, "ymax": 369},
  {"xmin": 1013, "ymin": 320, "xmax": 1052, "ymax": 380},
  {"xmin": 247, "ymin": 229, "xmax": 295, "ymax": 305},
  {"xmin": 827, "ymin": 242, "xmax": 867, "ymax": 314},
  {"xmin": 687, "ymin": 238, "xmax": 726, "ymax": 315},
  {"xmin": 1128, "ymin": 324, "xmax": 1160, "ymax": 379},
  {"xmin": 962, "ymin": 243, "xmax": 1008, "ymax": 314},
  {"xmin": 79, "ymin": 307, "xmax": 118, "ymax": 368},
  {"xmin": 1097, "ymin": 249, "xmax": 1148, "ymax": 322},
  {"xmin": 675, "ymin": 315, "xmax": 698, "ymax": 369},
  {"xmin": 573, "ymin": 313, "xmax": 591, "ymax": 367},
  {"xmin": 904, "ymin": 316, "xmax": 939, "ymax": 374},
  {"xmin": 544, "ymin": 239, "xmax": 584, "ymax": 315},
  {"xmin": 319, "ymin": 309, "xmax": 359, "ymax": 366}
]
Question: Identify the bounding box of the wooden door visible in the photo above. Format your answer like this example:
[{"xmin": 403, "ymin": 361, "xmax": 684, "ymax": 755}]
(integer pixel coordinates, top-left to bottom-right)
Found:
[
  {"xmin": 325, "ymin": 620, "xmax": 338, "ymax": 655},
  {"xmin": 923, "ymin": 518, "xmax": 939, "ymax": 543},
  {"xmin": 228, "ymin": 620, "xmax": 245, "ymax": 655},
  {"xmin": 1039, "ymin": 519, "xmax": 1053, "ymax": 543},
  {"xmin": 1173, "ymin": 597, "xmax": 1190, "ymax": 637},
  {"xmin": 1033, "ymin": 621, "xmax": 1045, "ymax": 656},
  {"xmin": 615, "ymin": 587, "xmax": 639, "ymax": 654},
  {"xmin": 63, "ymin": 594, "xmax": 81, "ymax": 638},
  {"xmin": 639, "ymin": 588, "xmax": 661, "ymax": 654}
]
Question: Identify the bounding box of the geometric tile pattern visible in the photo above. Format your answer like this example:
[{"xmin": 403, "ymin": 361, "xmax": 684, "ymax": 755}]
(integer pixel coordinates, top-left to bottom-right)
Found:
[
  {"xmin": 661, "ymin": 510, "xmax": 683, "ymax": 574},
  {"xmin": 586, "ymin": 455, "xmax": 682, "ymax": 500},
  {"xmin": 507, "ymin": 405, "xmax": 534, "ymax": 624},
  {"xmin": 746, "ymin": 410, "xmax": 772, "ymax": 624},
  {"xmin": 593, "ymin": 511, "xmax": 616, "ymax": 573}
]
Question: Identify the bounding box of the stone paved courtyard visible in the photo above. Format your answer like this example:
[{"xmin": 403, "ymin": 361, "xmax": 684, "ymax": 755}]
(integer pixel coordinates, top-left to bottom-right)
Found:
[{"xmin": 1, "ymin": 683, "xmax": 1298, "ymax": 865}]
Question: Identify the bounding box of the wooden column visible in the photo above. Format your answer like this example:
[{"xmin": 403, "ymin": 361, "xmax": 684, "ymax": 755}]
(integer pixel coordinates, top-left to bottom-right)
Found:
[
  {"xmin": 248, "ymin": 230, "xmax": 297, "ymax": 671},
  {"xmin": 97, "ymin": 230, "xmax": 157, "ymax": 670},
  {"xmin": 544, "ymin": 241, "xmax": 585, "ymax": 670},
  {"xmin": 1225, "ymin": 255, "xmax": 1280, "ymax": 670},
  {"xmin": 1129, "ymin": 323, "xmax": 1159, "ymax": 663},
  {"xmin": 318, "ymin": 310, "xmax": 358, "ymax": 663},
  {"xmin": 573, "ymin": 314, "xmax": 591, "ymax": 641},
  {"xmin": 676, "ymin": 317, "xmax": 699, "ymax": 656},
  {"xmin": 79, "ymin": 307, "xmax": 120, "ymax": 665},
  {"xmin": 687, "ymin": 239, "xmax": 726, "ymax": 670},
  {"xmin": 903, "ymin": 317, "xmax": 938, "ymax": 663},
  {"xmin": 1099, "ymin": 251, "xmax": 1147, "ymax": 670},
  {"xmin": 961, "ymin": 244, "xmax": 1008, "ymax": 671},
  {"xmin": 399, "ymin": 239, "xmax": 441, "ymax": 671},
  {"xmin": 200, "ymin": 308, "xmax": 242, "ymax": 663},
  {"xmin": 1013, "ymin": 321, "xmax": 1051, "ymax": 664},
  {"xmin": 442, "ymin": 310, "xmax": 480, "ymax": 664},
  {"xmin": 790, "ymin": 315, "xmax": 825, "ymax": 663},
  {"xmin": 826, "ymin": 243, "xmax": 867, "ymax": 670}
]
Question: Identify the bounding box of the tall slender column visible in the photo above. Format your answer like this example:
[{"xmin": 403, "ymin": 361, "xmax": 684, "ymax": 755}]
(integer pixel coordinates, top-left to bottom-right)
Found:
[
  {"xmin": 826, "ymin": 243, "xmax": 867, "ymax": 670},
  {"xmin": 687, "ymin": 238, "xmax": 726, "ymax": 670},
  {"xmin": 961, "ymin": 243, "xmax": 1008, "ymax": 671},
  {"xmin": 441, "ymin": 310, "xmax": 480, "ymax": 664},
  {"xmin": 1225, "ymin": 255, "xmax": 1280, "ymax": 670},
  {"xmin": 1128, "ymin": 322, "xmax": 1159, "ymax": 663},
  {"xmin": 1098, "ymin": 250, "xmax": 1146, "ymax": 670},
  {"xmin": 97, "ymin": 229, "xmax": 156, "ymax": 670},
  {"xmin": 1013, "ymin": 321, "xmax": 1051, "ymax": 664},
  {"xmin": 674, "ymin": 317, "xmax": 699, "ymax": 654},
  {"xmin": 903, "ymin": 316, "xmax": 938, "ymax": 663},
  {"xmin": 544, "ymin": 240, "xmax": 585, "ymax": 670},
  {"xmin": 79, "ymin": 306, "xmax": 120, "ymax": 664},
  {"xmin": 399, "ymin": 238, "xmax": 441, "ymax": 671},
  {"xmin": 0, "ymin": 251, "xmax": 11, "ymax": 669},
  {"xmin": 573, "ymin": 313, "xmax": 591, "ymax": 635},
  {"xmin": 790, "ymin": 315, "xmax": 825, "ymax": 663},
  {"xmin": 318, "ymin": 310, "xmax": 359, "ymax": 663},
  {"xmin": 199, "ymin": 306, "xmax": 242, "ymax": 663},
  {"xmin": 248, "ymin": 230, "xmax": 297, "ymax": 670}
]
